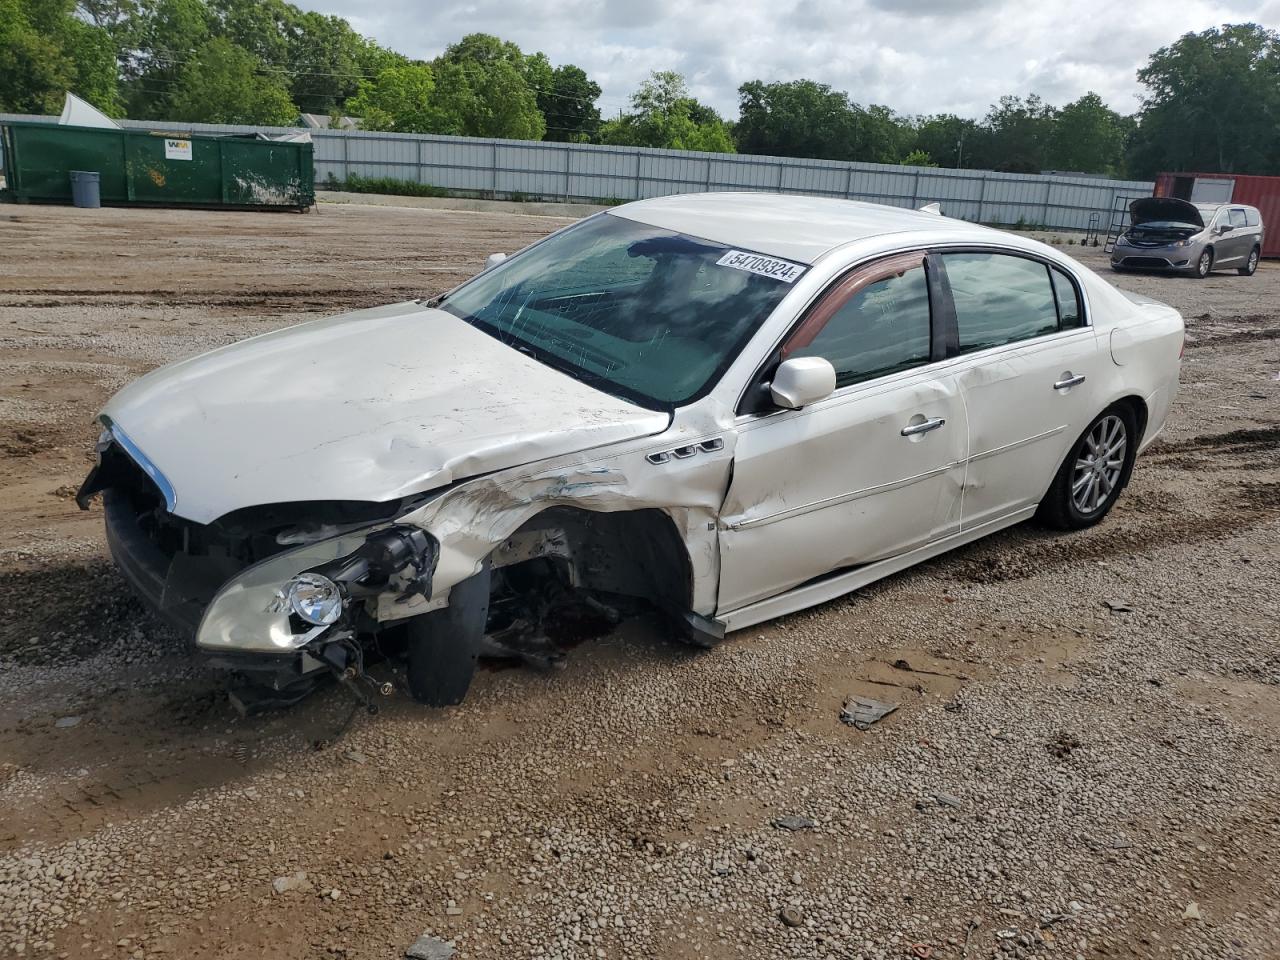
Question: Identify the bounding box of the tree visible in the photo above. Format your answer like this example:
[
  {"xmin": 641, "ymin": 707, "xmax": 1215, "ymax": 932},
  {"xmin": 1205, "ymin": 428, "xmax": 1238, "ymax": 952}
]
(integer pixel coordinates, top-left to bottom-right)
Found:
[
  {"xmin": 910, "ymin": 114, "xmax": 986, "ymax": 169},
  {"xmin": 1129, "ymin": 23, "xmax": 1280, "ymax": 176},
  {"xmin": 0, "ymin": 0, "xmax": 121, "ymax": 114},
  {"xmin": 901, "ymin": 149, "xmax": 936, "ymax": 167},
  {"xmin": 600, "ymin": 71, "xmax": 734, "ymax": 152},
  {"xmin": 736, "ymin": 79, "xmax": 859, "ymax": 158},
  {"xmin": 982, "ymin": 94, "xmax": 1057, "ymax": 172},
  {"xmin": 538, "ymin": 63, "xmax": 601, "ymax": 142},
  {"xmin": 1047, "ymin": 92, "xmax": 1128, "ymax": 175},
  {"xmin": 123, "ymin": 0, "xmax": 212, "ymax": 117},
  {"xmin": 284, "ymin": 10, "xmax": 369, "ymax": 115},
  {"xmin": 207, "ymin": 0, "xmax": 292, "ymax": 68},
  {"xmin": 169, "ymin": 36, "xmax": 296, "ymax": 124},
  {"xmin": 858, "ymin": 103, "xmax": 911, "ymax": 165},
  {"xmin": 429, "ymin": 33, "xmax": 545, "ymax": 139},
  {"xmin": 346, "ymin": 62, "xmax": 438, "ymax": 132}
]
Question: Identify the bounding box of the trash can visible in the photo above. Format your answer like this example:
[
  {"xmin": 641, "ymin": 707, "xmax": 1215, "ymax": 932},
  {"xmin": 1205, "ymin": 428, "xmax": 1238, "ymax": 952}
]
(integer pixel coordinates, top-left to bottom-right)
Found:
[{"xmin": 69, "ymin": 170, "xmax": 101, "ymax": 208}]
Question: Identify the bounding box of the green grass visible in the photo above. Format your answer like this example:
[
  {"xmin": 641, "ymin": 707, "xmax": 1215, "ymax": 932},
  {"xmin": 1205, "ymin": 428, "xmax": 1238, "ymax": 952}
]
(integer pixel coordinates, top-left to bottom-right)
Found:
[{"xmin": 323, "ymin": 173, "xmax": 448, "ymax": 198}]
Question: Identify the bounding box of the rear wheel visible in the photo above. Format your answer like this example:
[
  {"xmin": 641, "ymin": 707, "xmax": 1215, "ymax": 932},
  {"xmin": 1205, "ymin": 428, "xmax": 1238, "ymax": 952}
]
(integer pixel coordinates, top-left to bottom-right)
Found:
[
  {"xmin": 1238, "ymin": 246, "xmax": 1260, "ymax": 276},
  {"xmin": 1037, "ymin": 407, "xmax": 1137, "ymax": 531},
  {"xmin": 1192, "ymin": 248, "xmax": 1213, "ymax": 278}
]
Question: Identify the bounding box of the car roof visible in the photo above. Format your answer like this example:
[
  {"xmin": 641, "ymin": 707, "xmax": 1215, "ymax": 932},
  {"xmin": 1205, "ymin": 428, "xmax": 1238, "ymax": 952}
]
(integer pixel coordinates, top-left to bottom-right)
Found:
[{"xmin": 608, "ymin": 192, "xmax": 1002, "ymax": 265}]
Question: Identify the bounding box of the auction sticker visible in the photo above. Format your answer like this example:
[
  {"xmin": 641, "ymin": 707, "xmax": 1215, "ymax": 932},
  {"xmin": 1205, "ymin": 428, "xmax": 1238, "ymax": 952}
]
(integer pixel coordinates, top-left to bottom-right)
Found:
[
  {"xmin": 716, "ymin": 250, "xmax": 805, "ymax": 283},
  {"xmin": 164, "ymin": 138, "xmax": 192, "ymax": 161}
]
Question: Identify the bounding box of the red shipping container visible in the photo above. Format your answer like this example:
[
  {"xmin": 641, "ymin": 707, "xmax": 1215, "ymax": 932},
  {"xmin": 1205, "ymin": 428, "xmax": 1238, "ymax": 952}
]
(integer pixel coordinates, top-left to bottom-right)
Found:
[{"xmin": 1154, "ymin": 172, "xmax": 1280, "ymax": 258}]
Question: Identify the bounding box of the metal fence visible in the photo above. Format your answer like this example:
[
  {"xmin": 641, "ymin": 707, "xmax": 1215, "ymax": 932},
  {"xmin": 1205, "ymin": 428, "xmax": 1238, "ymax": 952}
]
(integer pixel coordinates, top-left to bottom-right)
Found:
[{"xmin": 1, "ymin": 113, "xmax": 1154, "ymax": 231}]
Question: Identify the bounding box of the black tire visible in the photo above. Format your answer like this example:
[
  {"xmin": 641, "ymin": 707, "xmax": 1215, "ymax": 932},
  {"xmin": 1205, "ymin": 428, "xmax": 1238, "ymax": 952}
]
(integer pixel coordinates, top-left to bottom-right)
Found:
[
  {"xmin": 1037, "ymin": 406, "xmax": 1138, "ymax": 531},
  {"xmin": 1191, "ymin": 247, "xmax": 1213, "ymax": 278},
  {"xmin": 1238, "ymin": 246, "xmax": 1260, "ymax": 276},
  {"xmin": 405, "ymin": 567, "xmax": 490, "ymax": 706}
]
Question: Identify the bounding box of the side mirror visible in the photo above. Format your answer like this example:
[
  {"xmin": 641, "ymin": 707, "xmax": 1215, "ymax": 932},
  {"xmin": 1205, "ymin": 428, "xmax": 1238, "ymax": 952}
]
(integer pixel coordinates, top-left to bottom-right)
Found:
[
  {"xmin": 485, "ymin": 252, "xmax": 508, "ymax": 270},
  {"xmin": 769, "ymin": 356, "xmax": 836, "ymax": 409},
  {"xmin": 1217, "ymin": 224, "xmax": 1233, "ymax": 234}
]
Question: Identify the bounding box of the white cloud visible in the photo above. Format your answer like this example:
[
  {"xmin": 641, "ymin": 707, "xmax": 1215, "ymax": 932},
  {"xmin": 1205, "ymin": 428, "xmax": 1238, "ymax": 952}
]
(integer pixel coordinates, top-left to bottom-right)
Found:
[{"xmin": 312, "ymin": 0, "xmax": 1268, "ymax": 118}]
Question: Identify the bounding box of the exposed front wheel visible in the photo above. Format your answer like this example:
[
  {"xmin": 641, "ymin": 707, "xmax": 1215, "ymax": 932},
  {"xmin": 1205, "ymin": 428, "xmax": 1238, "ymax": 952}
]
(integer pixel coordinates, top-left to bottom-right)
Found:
[
  {"xmin": 405, "ymin": 568, "xmax": 490, "ymax": 706},
  {"xmin": 1037, "ymin": 407, "xmax": 1137, "ymax": 530},
  {"xmin": 1192, "ymin": 248, "xmax": 1213, "ymax": 278},
  {"xmin": 1238, "ymin": 246, "xmax": 1260, "ymax": 276}
]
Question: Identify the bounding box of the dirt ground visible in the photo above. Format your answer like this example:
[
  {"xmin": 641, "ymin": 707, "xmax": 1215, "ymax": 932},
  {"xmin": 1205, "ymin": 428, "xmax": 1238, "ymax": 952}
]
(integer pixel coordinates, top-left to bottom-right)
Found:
[{"xmin": 0, "ymin": 200, "xmax": 1277, "ymax": 960}]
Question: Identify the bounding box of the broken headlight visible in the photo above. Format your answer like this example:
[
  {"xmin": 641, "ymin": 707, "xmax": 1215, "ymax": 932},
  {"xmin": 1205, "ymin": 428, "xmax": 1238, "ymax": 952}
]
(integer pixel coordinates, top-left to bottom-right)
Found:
[
  {"xmin": 268, "ymin": 527, "xmax": 438, "ymax": 634},
  {"xmin": 284, "ymin": 572, "xmax": 344, "ymax": 626}
]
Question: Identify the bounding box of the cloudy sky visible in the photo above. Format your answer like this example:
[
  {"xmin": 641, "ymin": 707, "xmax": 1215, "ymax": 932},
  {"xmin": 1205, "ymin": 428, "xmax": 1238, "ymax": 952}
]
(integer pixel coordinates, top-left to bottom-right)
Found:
[{"xmin": 311, "ymin": 0, "xmax": 1277, "ymax": 120}]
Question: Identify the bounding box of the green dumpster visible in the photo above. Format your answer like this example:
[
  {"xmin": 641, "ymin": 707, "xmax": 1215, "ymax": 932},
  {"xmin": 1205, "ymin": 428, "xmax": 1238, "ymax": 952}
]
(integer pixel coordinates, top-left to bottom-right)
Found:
[{"xmin": 0, "ymin": 121, "xmax": 314, "ymax": 210}]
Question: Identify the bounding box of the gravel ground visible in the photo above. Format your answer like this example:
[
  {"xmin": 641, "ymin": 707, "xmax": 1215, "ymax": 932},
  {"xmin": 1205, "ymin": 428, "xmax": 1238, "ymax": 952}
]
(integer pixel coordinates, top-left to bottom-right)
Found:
[{"xmin": 0, "ymin": 200, "xmax": 1277, "ymax": 960}]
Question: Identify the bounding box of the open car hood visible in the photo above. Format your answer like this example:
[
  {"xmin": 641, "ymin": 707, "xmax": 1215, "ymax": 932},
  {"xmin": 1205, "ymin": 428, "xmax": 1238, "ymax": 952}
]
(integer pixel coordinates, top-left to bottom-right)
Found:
[
  {"xmin": 100, "ymin": 302, "xmax": 670, "ymax": 524},
  {"xmin": 1129, "ymin": 197, "xmax": 1203, "ymax": 228}
]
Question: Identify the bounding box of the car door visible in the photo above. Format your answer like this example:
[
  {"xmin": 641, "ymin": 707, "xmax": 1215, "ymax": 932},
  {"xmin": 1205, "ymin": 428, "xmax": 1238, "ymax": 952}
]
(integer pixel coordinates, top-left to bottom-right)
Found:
[
  {"xmin": 937, "ymin": 251, "xmax": 1103, "ymax": 529},
  {"xmin": 1220, "ymin": 207, "xmax": 1250, "ymax": 264},
  {"xmin": 717, "ymin": 251, "xmax": 967, "ymax": 613}
]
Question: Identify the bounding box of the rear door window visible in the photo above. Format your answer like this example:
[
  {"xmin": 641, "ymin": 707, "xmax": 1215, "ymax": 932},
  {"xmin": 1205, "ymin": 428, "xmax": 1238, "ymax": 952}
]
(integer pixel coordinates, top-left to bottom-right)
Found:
[{"xmin": 941, "ymin": 252, "xmax": 1060, "ymax": 352}]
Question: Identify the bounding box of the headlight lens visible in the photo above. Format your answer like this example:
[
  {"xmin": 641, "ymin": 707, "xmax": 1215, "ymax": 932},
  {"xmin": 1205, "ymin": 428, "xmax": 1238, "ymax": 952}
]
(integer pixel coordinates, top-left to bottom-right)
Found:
[{"xmin": 285, "ymin": 572, "xmax": 344, "ymax": 626}]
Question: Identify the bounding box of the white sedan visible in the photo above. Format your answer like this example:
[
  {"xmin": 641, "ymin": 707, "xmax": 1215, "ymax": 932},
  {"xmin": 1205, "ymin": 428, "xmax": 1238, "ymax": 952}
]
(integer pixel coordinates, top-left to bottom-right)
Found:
[{"xmin": 78, "ymin": 193, "xmax": 1184, "ymax": 711}]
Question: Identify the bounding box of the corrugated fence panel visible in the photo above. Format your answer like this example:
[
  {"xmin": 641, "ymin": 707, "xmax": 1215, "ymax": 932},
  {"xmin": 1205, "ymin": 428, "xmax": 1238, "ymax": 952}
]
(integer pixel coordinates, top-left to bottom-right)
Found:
[
  {"xmin": 639, "ymin": 152, "xmax": 710, "ymax": 198},
  {"xmin": 1, "ymin": 112, "xmax": 1156, "ymax": 230},
  {"xmin": 781, "ymin": 160, "xmax": 847, "ymax": 197},
  {"xmin": 568, "ymin": 147, "xmax": 641, "ymax": 201},
  {"xmin": 708, "ymin": 156, "xmax": 777, "ymax": 190}
]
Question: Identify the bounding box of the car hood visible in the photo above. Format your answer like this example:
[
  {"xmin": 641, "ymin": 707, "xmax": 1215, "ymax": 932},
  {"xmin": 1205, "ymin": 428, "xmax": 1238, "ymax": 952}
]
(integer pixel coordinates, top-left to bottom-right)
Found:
[
  {"xmin": 101, "ymin": 302, "xmax": 671, "ymax": 524},
  {"xmin": 1129, "ymin": 197, "xmax": 1203, "ymax": 228}
]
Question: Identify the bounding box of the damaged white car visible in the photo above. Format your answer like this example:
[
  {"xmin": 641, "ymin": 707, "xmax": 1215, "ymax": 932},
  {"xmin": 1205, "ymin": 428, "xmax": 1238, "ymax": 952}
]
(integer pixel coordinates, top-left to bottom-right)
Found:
[{"xmin": 78, "ymin": 193, "xmax": 1184, "ymax": 711}]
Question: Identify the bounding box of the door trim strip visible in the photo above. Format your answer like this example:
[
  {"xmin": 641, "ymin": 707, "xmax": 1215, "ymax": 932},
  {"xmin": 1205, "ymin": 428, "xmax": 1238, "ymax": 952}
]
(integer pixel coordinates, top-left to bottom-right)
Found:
[{"xmin": 966, "ymin": 424, "xmax": 1067, "ymax": 464}]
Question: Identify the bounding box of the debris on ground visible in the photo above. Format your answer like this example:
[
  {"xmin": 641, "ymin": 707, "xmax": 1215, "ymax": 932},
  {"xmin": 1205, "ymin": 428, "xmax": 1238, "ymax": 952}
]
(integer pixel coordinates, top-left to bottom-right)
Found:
[
  {"xmin": 840, "ymin": 695, "xmax": 899, "ymax": 730},
  {"xmin": 778, "ymin": 905, "xmax": 804, "ymax": 927},
  {"xmin": 1103, "ymin": 600, "xmax": 1135, "ymax": 613},
  {"xmin": 53, "ymin": 716, "xmax": 82, "ymax": 728},
  {"xmin": 405, "ymin": 933, "xmax": 456, "ymax": 960},
  {"xmin": 270, "ymin": 872, "xmax": 312, "ymax": 896},
  {"xmin": 1182, "ymin": 902, "xmax": 1202, "ymax": 921},
  {"xmin": 1046, "ymin": 732, "xmax": 1082, "ymax": 759},
  {"xmin": 772, "ymin": 814, "xmax": 816, "ymax": 831}
]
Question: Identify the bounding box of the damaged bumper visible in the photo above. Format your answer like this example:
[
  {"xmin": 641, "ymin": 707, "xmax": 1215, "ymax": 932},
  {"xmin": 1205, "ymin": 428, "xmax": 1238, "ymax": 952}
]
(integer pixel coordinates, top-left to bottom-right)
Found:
[{"xmin": 83, "ymin": 433, "xmax": 440, "ymax": 669}]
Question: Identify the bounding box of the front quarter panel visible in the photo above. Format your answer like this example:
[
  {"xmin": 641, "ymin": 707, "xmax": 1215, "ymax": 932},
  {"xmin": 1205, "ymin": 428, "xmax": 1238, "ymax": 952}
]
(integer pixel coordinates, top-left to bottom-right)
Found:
[{"xmin": 387, "ymin": 409, "xmax": 736, "ymax": 621}]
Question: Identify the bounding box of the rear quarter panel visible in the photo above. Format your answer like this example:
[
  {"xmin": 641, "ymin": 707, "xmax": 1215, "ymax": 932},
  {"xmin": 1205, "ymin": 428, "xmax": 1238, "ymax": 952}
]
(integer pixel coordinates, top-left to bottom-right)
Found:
[{"xmin": 1087, "ymin": 277, "xmax": 1184, "ymax": 450}]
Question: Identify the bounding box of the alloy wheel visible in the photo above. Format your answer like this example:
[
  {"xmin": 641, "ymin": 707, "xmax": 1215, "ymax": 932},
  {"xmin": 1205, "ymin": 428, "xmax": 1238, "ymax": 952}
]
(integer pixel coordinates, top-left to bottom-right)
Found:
[
  {"xmin": 1198, "ymin": 251, "xmax": 1211, "ymax": 277},
  {"xmin": 1071, "ymin": 414, "xmax": 1127, "ymax": 514}
]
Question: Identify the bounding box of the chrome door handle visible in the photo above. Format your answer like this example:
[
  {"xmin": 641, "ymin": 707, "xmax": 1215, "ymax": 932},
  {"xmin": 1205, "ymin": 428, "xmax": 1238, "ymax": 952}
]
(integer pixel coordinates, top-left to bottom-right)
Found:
[
  {"xmin": 901, "ymin": 417, "xmax": 946, "ymax": 437},
  {"xmin": 1054, "ymin": 374, "xmax": 1086, "ymax": 389}
]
